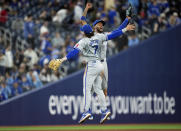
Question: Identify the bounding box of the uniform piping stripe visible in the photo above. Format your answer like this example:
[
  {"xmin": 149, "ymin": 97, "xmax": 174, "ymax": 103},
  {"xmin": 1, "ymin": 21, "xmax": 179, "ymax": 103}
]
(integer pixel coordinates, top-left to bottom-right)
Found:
[{"xmin": 84, "ymin": 65, "xmax": 88, "ymax": 111}]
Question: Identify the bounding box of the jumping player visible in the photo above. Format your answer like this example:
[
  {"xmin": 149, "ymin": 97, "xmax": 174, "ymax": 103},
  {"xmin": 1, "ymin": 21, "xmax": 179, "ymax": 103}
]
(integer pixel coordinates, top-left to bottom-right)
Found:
[
  {"xmin": 52, "ymin": 22, "xmax": 134, "ymax": 125},
  {"xmin": 80, "ymin": 3, "xmax": 133, "ymax": 121}
]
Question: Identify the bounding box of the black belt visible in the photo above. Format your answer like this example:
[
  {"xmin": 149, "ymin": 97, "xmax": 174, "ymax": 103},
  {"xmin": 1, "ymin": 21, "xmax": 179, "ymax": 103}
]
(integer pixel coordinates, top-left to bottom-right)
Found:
[{"xmin": 101, "ymin": 59, "xmax": 104, "ymax": 62}]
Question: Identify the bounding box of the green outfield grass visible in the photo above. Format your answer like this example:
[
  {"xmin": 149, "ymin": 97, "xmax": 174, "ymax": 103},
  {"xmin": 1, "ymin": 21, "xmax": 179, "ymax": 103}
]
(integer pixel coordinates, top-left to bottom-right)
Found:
[{"xmin": 0, "ymin": 124, "xmax": 181, "ymax": 130}]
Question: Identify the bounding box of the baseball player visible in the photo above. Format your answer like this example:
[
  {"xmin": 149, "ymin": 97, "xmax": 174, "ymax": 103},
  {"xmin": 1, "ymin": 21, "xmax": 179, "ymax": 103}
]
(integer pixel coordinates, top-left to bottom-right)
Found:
[
  {"xmin": 49, "ymin": 4, "xmax": 135, "ymax": 123},
  {"xmin": 80, "ymin": 3, "xmax": 134, "ymax": 120},
  {"xmin": 49, "ymin": 24, "xmax": 135, "ymax": 124}
]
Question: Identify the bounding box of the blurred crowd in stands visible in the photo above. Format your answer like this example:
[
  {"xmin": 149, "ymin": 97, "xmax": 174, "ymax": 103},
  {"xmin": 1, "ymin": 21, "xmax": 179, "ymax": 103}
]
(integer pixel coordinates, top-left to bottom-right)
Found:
[{"xmin": 0, "ymin": 0, "xmax": 180, "ymax": 102}]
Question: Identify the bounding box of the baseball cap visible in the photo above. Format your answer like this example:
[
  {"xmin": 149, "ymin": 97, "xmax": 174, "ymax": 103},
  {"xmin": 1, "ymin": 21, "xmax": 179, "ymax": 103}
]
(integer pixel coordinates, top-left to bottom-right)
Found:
[
  {"xmin": 93, "ymin": 19, "xmax": 105, "ymax": 26},
  {"xmin": 80, "ymin": 24, "xmax": 93, "ymax": 34}
]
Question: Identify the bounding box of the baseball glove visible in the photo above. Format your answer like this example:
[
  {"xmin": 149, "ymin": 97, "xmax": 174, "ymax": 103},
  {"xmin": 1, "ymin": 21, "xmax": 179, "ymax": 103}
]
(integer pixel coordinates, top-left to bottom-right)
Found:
[
  {"xmin": 48, "ymin": 59, "xmax": 63, "ymax": 71},
  {"xmin": 126, "ymin": 4, "xmax": 134, "ymax": 17},
  {"xmin": 126, "ymin": 4, "xmax": 136, "ymax": 24}
]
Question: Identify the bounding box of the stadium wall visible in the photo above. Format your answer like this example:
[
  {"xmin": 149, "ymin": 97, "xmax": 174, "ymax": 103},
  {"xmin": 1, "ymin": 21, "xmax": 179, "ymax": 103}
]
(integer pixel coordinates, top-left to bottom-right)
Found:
[{"xmin": 0, "ymin": 25, "xmax": 181, "ymax": 125}]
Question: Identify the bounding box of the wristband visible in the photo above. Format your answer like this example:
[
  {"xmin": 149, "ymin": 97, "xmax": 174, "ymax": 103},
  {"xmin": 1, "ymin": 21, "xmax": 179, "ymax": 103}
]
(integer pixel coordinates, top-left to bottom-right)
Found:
[
  {"xmin": 81, "ymin": 16, "xmax": 86, "ymax": 21},
  {"xmin": 122, "ymin": 28, "xmax": 127, "ymax": 33}
]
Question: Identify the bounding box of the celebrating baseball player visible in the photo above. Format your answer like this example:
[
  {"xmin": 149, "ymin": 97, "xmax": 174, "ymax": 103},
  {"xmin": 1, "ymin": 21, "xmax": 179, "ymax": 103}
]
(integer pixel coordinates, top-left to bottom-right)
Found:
[
  {"xmin": 48, "ymin": 4, "xmax": 135, "ymax": 124},
  {"xmin": 79, "ymin": 3, "xmax": 134, "ymax": 121}
]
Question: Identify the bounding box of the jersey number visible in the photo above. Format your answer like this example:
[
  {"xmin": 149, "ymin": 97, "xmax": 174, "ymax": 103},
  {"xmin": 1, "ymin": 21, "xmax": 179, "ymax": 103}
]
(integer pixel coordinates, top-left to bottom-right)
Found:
[
  {"xmin": 92, "ymin": 45, "xmax": 98, "ymax": 54},
  {"xmin": 90, "ymin": 40, "xmax": 99, "ymax": 54}
]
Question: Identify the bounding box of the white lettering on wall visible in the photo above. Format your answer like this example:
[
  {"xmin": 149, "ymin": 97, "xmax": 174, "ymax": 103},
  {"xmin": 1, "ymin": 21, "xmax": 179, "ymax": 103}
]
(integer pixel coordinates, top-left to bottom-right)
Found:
[{"xmin": 48, "ymin": 91, "xmax": 176, "ymax": 120}]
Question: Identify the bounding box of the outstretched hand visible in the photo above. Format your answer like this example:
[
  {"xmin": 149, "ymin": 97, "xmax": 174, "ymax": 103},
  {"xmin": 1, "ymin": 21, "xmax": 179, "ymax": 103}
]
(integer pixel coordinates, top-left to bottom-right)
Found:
[{"xmin": 125, "ymin": 24, "xmax": 135, "ymax": 31}]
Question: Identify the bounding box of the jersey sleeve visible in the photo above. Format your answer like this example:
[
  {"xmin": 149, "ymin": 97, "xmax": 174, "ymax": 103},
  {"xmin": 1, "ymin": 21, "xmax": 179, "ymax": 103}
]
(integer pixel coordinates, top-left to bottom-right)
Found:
[
  {"xmin": 74, "ymin": 39, "xmax": 86, "ymax": 51},
  {"xmin": 107, "ymin": 29, "xmax": 124, "ymax": 40}
]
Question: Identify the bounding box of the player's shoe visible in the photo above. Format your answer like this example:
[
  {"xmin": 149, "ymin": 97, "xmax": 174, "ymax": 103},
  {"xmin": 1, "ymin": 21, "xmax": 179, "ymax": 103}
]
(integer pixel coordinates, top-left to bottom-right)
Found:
[
  {"xmin": 107, "ymin": 116, "xmax": 110, "ymax": 120},
  {"xmin": 100, "ymin": 109, "xmax": 111, "ymax": 124},
  {"xmin": 78, "ymin": 110, "xmax": 91, "ymax": 124},
  {"xmin": 88, "ymin": 114, "xmax": 93, "ymax": 120},
  {"xmin": 88, "ymin": 114, "xmax": 109, "ymax": 120},
  {"xmin": 88, "ymin": 108, "xmax": 93, "ymax": 120}
]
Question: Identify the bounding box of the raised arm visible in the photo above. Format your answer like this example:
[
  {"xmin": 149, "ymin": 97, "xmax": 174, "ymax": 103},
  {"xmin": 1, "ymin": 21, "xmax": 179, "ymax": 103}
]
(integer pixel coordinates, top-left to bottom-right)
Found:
[
  {"xmin": 111, "ymin": 18, "xmax": 129, "ymax": 33},
  {"xmin": 81, "ymin": 3, "xmax": 92, "ymax": 26},
  {"xmin": 107, "ymin": 24, "xmax": 135, "ymax": 40},
  {"xmin": 111, "ymin": 5, "xmax": 133, "ymax": 33}
]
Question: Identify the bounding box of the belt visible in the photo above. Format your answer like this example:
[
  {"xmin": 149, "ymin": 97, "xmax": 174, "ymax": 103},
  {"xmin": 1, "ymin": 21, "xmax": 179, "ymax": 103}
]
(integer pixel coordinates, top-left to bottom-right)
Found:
[
  {"xmin": 88, "ymin": 59, "xmax": 104, "ymax": 64},
  {"xmin": 88, "ymin": 60, "xmax": 97, "ymax": 64}
]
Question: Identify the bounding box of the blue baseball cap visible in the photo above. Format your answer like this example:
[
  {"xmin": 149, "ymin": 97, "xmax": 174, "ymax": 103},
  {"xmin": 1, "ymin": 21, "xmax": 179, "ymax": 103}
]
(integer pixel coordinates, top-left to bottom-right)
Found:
[
  {"xmin": 80, "ymin": 24, "xmax": 93, "ymax": 34},
  {"xmin": 93, "ymin": 19, "xmax": 105, "ymax": 26}
]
